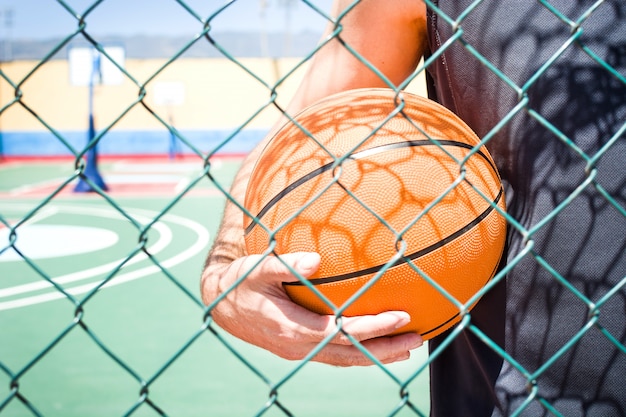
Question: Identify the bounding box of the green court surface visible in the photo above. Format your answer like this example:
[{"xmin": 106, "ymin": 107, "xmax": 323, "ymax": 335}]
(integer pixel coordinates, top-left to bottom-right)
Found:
[{"xmin": 0, "ymin": 158, "xmax": 430, "ymax": 417}]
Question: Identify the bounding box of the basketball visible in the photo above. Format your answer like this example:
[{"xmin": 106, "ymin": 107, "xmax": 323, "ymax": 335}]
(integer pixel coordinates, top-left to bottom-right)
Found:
[{"xmin": 243, "ymin": 88, "xmax": 506, "ymax": 340}]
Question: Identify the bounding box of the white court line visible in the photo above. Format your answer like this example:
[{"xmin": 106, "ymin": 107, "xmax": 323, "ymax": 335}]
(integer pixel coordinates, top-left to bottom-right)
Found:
[
  {"xmin": 0, "ymin": 203, "xmax": 171, "ymax": 297},
  {"xmin": 0, "ymin": 218, "xmax": 170, "ymax": 298},
  {"xmin": 0, "ymin": 225, "xmax": 119, "ymax": 262},
  {"xmin": 103, "ymin": 174, "xmax": 184, "ymax": 184},
  {"xmin": 8, "ymin": 179, "xmax": 69, "ymax": 196},
  {"xmin": 174, "ymin": 177, "xmax": 191, "ymax": 194},
  {"xmin": 1, "ymin": 205, "xmax": 61, "ymax": 256},
  {"xmin": 0, "ymin": 205, "xmax": 209, "ymax": 310},
  {"xmin": 12, "ymin": 205, "xmax": 60, "ymax": 226},
  {"xmin": 111, "ymin": 162, "xmax": 202, "ymax": 173}
]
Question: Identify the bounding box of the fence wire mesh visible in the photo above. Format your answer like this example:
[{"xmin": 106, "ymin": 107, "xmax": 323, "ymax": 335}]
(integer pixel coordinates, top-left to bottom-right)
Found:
[{"xmin": 0, "ymin": 0, "xmax": 624, "ymax": 416}]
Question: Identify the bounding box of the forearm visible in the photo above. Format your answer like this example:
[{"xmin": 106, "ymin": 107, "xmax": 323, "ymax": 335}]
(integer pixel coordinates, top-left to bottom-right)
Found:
[
  {"xmin": 199, "ymin": 0, "xmax": 429, "ymax": 366},
  {"xmin": 201, "ymin": 136, "xmax": 266, "ymax": 305},
  {"xmin": 202, "ymin": 0, "xmax": 427, "ymax": 304}
]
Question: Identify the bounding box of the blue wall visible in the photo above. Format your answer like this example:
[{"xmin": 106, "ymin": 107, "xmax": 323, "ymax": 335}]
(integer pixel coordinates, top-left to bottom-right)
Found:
[{"xmin": 0, "ymin": 129, "xmax": 266, "ymax": 157}]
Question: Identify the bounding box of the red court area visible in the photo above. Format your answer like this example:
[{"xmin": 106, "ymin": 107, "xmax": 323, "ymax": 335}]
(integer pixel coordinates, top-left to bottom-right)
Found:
[{"xmin": 0, "ymin": 155, "xmax": 244, "ymax": 198}]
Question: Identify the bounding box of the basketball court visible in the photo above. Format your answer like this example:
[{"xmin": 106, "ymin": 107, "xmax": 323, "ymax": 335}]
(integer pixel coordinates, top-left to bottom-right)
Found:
[{"xmin": 0, "ymin": 157, "xmax": 430, "ymax": 416}]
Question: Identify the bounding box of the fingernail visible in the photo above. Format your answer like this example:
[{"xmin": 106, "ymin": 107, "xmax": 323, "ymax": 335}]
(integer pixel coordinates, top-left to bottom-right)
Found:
[
  {"xmin": 391, "ymin": 312, "xmax": 411, "ymax": 329},
  {"xmin": 296, "ymin": 252, "xmax": 320, "ymax": 273}
]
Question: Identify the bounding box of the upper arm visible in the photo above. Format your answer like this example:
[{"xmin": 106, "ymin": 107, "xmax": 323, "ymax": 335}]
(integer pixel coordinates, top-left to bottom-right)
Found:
[
  {"xmin": 205, "ymin": 0, "xmax": 428, "ymax": 267},
  {"xmin": 290, "ymin": 0, "xmax": 428, "ymax": 112}
]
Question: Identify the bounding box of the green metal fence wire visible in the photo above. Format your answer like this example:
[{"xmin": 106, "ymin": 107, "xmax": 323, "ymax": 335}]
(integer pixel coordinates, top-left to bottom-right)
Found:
[{"xmin": 0, "ymin": 0, "xmax": 624, "ymax": 416}]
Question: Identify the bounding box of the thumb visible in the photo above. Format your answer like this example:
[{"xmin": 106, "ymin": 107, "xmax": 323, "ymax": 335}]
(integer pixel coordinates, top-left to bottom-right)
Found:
[{"xmin": 258, "ymin": 252, "xmax": 321, "ymax": 283}]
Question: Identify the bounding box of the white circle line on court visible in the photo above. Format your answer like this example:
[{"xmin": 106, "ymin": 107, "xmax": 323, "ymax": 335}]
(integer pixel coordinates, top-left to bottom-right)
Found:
[
  {"xmin": 0, "ymin": 205, "xmax": 172, "ymax": 298},
  {"xmin": 0, "ymin": 218, "xmax": 171, "ymax": 298},
  {"xmin": 0, "ymin": 204, "xmax": 210, "ymax": 310},
  {"xmin": 0, "ymin": 225, "xmax": 120, "ymax": 262}
]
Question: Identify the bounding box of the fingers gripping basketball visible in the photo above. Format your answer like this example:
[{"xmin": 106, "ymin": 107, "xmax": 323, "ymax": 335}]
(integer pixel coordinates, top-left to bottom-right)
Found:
[{"xmin": 244, "ymin": 88, "xmax": 506, "ymax": 340}]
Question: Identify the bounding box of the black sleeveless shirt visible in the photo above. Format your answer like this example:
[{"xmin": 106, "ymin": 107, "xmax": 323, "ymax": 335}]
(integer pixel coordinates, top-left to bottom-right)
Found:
[{"xmin": 425, "ymin": 1, "xmax": 626, "ymax": 416}]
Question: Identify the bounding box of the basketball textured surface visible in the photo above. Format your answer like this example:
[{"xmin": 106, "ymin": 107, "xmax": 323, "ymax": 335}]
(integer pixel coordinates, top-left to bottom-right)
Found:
[{"xmin": 244, "ymin": 88, "xmax": 506, "ymax": 339}]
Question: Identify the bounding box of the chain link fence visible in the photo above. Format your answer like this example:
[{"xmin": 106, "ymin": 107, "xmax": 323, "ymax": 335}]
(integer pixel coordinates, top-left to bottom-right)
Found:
[{"xmin": 1, "ymin": 0, "xmax": 624, "ymax": 416}]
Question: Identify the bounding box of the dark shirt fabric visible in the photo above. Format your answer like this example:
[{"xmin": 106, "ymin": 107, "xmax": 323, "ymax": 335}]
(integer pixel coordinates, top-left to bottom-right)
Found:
[{"xmin": 424, "ymin": 1, "xmax": 626, "ymax": 416}]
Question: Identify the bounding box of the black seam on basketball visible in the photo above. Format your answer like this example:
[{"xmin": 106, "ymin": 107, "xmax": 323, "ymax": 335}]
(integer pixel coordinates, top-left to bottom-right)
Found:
[
  {"xmin": 245, "ymin": 139, "xmax": 495, "ymax": 235},
  {"xmin": 283, "ymin": 186, "xmax": 503, "ymax": 286},
  {"xmin": 419, "ymin": 242, "xmax": 504, "ymax": 337}
]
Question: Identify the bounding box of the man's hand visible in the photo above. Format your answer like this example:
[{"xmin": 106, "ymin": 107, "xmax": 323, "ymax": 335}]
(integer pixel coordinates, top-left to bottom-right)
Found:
[
  {"xmin": 200, "ymin": 0, "xmax": 428, "ymax": 367},
  {"xmin": 202, "ymin": 252, "xmax": 423, "ymax": 367}
]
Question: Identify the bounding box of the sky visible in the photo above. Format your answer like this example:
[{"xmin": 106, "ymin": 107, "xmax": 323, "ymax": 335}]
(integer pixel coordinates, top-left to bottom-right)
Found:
[{"xmin": 0, "ymin": 0, "xmax": 334, "ymax": 40}]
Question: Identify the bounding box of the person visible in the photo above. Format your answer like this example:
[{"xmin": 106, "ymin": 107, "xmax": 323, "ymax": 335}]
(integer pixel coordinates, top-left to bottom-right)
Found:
[{"xmin": 201, "ymin": 0, "xmax": 626, "ymax": 416}]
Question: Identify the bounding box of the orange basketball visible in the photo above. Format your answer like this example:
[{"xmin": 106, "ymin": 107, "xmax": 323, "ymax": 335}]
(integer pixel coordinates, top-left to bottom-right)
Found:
[{"xmin": 244, "ymin": 88, "xmax": 506, "ymax": 340}]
